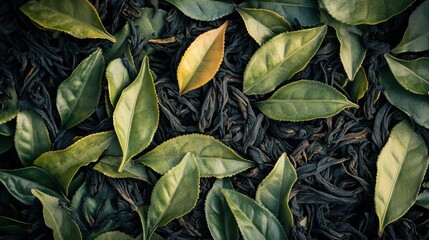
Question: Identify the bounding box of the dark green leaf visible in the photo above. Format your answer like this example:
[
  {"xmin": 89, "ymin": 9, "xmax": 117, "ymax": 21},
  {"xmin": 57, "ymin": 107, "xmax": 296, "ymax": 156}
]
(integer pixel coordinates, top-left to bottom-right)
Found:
[
  {"xmin": 0, "ymin": 216, "xmax": 30, "ymax": 235},
  {"xmin": 104, "ymin": 23, "xmax": 130, "ymax": 63},
  {"xmin": 0, "ymin": 135, "xmax": 14, "ymax": 155},
  {"xmin": 416, "ymin": 190, "xmax": 429, "ymax": 209},
  {"xmin": 345, "ymin": 67, "xmax": 368, "ymax": 101},
  {"xmin": 0, "ymin": 86, "xmax": 18, "ymax": 124},
  {"xmin": 0, "ymin": 122, "xmax": 13, "ymax": 136},
  {"xmin": 165, "ymin": 0, "xmax": 235, "ymax": 21}
]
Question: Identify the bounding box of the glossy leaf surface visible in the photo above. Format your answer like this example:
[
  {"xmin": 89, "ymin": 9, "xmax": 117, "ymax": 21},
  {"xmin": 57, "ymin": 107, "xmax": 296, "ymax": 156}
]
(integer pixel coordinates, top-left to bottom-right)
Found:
[
  {"xmin": 346, "ymin": 67, "xmax": 368, "ymax": 101},
  {"xmin": 237, "ymin": 8, "xmax": 291, "ymax": 45},
  {"xmin": 56, "ymin": 48, "xmax": 104, "ymax": 130},
  {"xmin": 139, "ymin": 134, "xmax": 254, "ymax": 177},
  {"xmin": 94, "ymin": 156, "xmax": 150, "ymax": 182},
  {"xmin": 104, "ymin": 23, "xmax": 130, "ymax": 63},
  {"xmin": 20, "ymin": 0, "xmax": 115, "ymax": 42},
  {"xmin": 15, "ymin": 110, "xmax": 51, "ymax": 166},
  {"xmin": 385, "ymin": 54, "xmax": 429, "ymax": 95},
  {"xmin": 393, "ymin": 0, "xmax": 429, "ymax": 53},
  {"xmin": 165, "ymin": 0, "xmax": 235, "ymax": 21},
  {"xmin": 32, "ymin": 189, "xmax": 82, "ymax": 240},
  {"xmin": 0, "ymin": 167, "xmax": 64, "ymax": 205},
  {"xmin": 146, "ymin": 153, "xmax": 200, "ymax": 238},
  {"xmin": 34, "ymin": 131, "xmax": 114, "ymax": 194},
  {"xmin": 94, "ymin": 231, "xmax": 135, "ymax": 240},
  {"xmin": 106, "ymin": 58, "xmax": 131, "ymax": 106},
  {"xmin": 379, "ymin": 68, "xmax": 429, "ymax": 129},
  {"xmin": 113, "ymin": 56, "xmax": 159, "ymax": 172},
  {"xmin": 222, "ymin": 189, "xmax": 288, "ymax": 240},
  {"xmin": 416, "ymin": 190, "xmax": 429, "ymax": 209},
  {"xmin": 0, "ymin": 216, "xmax": 30, "ymax": 235},
  {"xmin": 177, "ymin": 21, "xmax": 228, "ymax": 94},
  {"xmin": 320, "ymin": 0, "xmax": 415, "ymax": 25},
  {"xmin": 240, "ymin": 0, "xmax": 320, "ymax": 26},
  {"xmin": 205, "ymin": 179, "xmax": 239, "ymax": 240},
  {"xmin": 256, "ymin": 153, "xmax": 296, "ymax": 234},
  {"xmin": 243, "ymin": 26, "xmax": 327, "ymax": 95},
  {"xmin": 255, "ymin": 80, "xmax": 358, "ymax": 121},
  {"xmin": 0, "ymin": 86, "xmax": 18, "ymax": 124},
  {"xmin": 375, "ymin": 120, "xmax": 428, "ymax": 235}
]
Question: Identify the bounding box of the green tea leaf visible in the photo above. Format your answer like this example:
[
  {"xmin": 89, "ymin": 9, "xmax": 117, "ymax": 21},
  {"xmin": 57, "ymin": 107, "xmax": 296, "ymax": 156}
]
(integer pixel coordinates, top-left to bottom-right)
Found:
[
  {"xmin": 0, "ymin": 167, "xmax": 65, "ymax": 205},
  {"xmin": 345, "ymin": 67, "xmax": 368, "ymax": 101},
  {"xmin": 319, "ymin": 0, "xmax": 416, "ymax": 25},
  {"xmin": 240, "ymin": 0, "xmax": 320, "ymax": 26},
  {"xmin": 56, "ymin": 48, "xmax": 104, "ymax": 130},
  {"xmin": 205, "ymin": 179, "xmax": 239, "ymax": 240},
  {"xmin": 94, "ymin": 156, "xmax": 150, "ymax": 182},
  {"xmin": 32, "ymin": 189, "xmax": 82, "ymax": 240},
  {"xmin": 255, "ymin": 80, "xmax": 358, "ymax": 121},
  {"xmin": 15, "ymin": 109, "xmax": 51, "ymax": 166},
  {"xmin": 0, "ymin": 135, "xmax": 14, "ymax": 155},
  {"xmin": 416, "ymin": 190, "xmax": 429, "ymax": 209},
  {"xmin": 94, "ymin": 231, "xmax": 135, "ymax": 240},
  {"xmin": 104, "ymin": 23, "xmax": 130, "ymax": 63},
  {"xmin": 0, "ymin": 122, "xmax": 13, "ymax": 136},
  {"xmin": 237, "ymin": 8, "xmax": 291, "ymax": 45},
  {"xmin": 106, "ymin": 58, "xmax": 131, "ymax": 106},
  {"xmin": 0, "ymin": 86, "xmax": 18, "ymax": 124},
  {"xmin": 113, "ymin": 56, "xmax": 159, "ymax": 172},
  {"xmin": 378, "ymin": 68, "xmax": 429, "ymax": 129},
  {"xmin": 0, "ymin": 216, "xmax": 30, "ymax": 235},
  {"xmin": 375, "ymin": 120, "xmax": 428, "ymax": 235},
  {"xmin": 177, "ymin": 21, "xmax": 228, "ymax": 94},
  {"xmin": 146, "ymin": 153, "xmax": 200, "ymax": 238},
  {"xmin": 384, "ymin": 54, "xmax": 429, "ymax": 95},
  {"xmin": 221, "ymin": 189, "xmax": 288, "ymax": 240},
  {"xmin": 138, "ymin": 134, "xmax": 254, "ymax": 177},
  {"xmin": 256, "ymin": 153, "xmax": 296, "ymax": 234},
  {"xmin": 393, "ymin": 0, "xmax": 429, "ymax": 53},
  {"xmin": 134, "ymin": 8, "xmax": 168, "ymax": 39},
  {"xmin": 165, "ymin": 0, "xmax": 235, "ymax": 21},
  {"xmin": 20, "ymin": 0, "xmax": 115, "ymax": 42},
  {"xmin": 243, "ymin": 26, "xmax": 327, "ymax": 95},
  {"xmin": 34, "ymin": 131, "xmax": 114, "ymax": 195}
]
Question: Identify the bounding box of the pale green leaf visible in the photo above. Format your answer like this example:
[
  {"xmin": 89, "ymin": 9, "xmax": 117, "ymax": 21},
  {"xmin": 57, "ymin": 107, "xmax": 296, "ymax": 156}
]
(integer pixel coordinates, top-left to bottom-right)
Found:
[
  {"xmin": 56, "ymin": 48, "xmax": 104, "ymax": 130},
  {"xmin": 0, "ymin": 86, "xmax": 18, "ymax": 124},
  {"xmin": 94, "ymin": 231, "xmax": 135, "ymax": 240},
  {"xmin": 146, "ymin": 153, "xmax": 200, "ymax": 238},
  {"xmin": 378, "ymin": 67, "xmax": 429, "ymax": 129},
  {"xmin": 104, "ymin": 23, "xmax": 130, "ymax": 63},
  {"xmin": 393, "ymin": 0, "xmax": 429, "ymax": 53},
  {"xmin": 165, "ymin": 0, "xmax": 235, "ymax": 21},
  {"xmin": 138, "ymin": 134, "xmax": 254, "ymax": 177},
  {"xmin": 34, "ymin": 131, "xmax": 114, "ymax": 195},
  {"xmin": 375, "ymin": 120, "xmax": 428, "ymax": 235},
  {"xmin": 0, "ymin": 216, "xmax": 30, "ymax": 235},
  {"xmin": 320, "ymin": 0, "xmax": 416, "ymax": 25},
  {"xmin": 177, "ymin": 21, "xmax": 228, "ymax": 94},
  {"xmin": 416, "ymin": 190, "xmax": 429, "ymax": 209},
  {"xmin": 0, "ymin": 135, "xmax": 14, "ymax": 155},
  {"xmin": 94, "ymin": 156, "xmax": 150, "ymax": 182},
  {"xmin": 15, "ymin": 109, "xmax": 51, "ymax": 166},
  {"xmin": 256, "ymin": 153, "xmax": 296, "ymax": 234},
  {"xmin": 0, "ymin": 167, "xmax": 65, "ymax": 205},
  {"xmin": 20, "ymin": 0, "xmax": 115, "ymax": 42},
  {"xmin": 32, "ymin": 189, "xmax": 82, "ymax": 240},
  {"xmin": 221, "ymin": 189, "xmax": 288, "ymax": 240},
  {"xmin": 240, "ymin": 0, "xmax": 320, "ymax": 26},
  {"xmin": 384, "ymin": 54, "xmax": 429, "ymax": 95},
  {"xmin": 255, "ymin": 80, "xmax": 358, "ymax": 121},
  {"xmin": 106, "ymin": 58, "xmax": 131, "ymax": 106},
  {"xmin": 345, "ymin": 67, "xmax": 368, "ymax": 101},
  {"xmin": 243, "ymin": 26, "xmax": 327, "ymax": 95},
  {"xmin": 237, "ymin": 8, "xmax": 291, "ymax": 45},
  {"xmin": 113, "ymin": 56, "xmax": 159, "ymax": 172},
  {"xmin": 205, "ymin": 179, "xmax": 239, "ymax": 240}
]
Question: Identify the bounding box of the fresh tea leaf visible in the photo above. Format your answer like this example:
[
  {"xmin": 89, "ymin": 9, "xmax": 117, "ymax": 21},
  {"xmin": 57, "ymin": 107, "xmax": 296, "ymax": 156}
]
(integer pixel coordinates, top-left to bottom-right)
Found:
[
  {"xmin": 256, "ymin": 153, "xmax": 296, "ymax": 234},
  {"xmin": 205, "ymin": 179, "xmax": 239, "ymax": 240},
  {"xmin": 384, "ymin": 54, "xmax": 429, "ymax": 95},
  {"xmin": 106, "ymin": 58, "xmax": 131, "ymax": 106},
  {"xmin": 345, "ymin": 67, "xmax": 368, "ymax": 101},
  {"xmin": 32, "ymin": 189, "xmax": 82, "ymax": 240},
  {"xmin": 393, "ymin": 0, "xmax": 429, "ymax": 53},
  {"xmin": 94, "ymin": 156, "xmax": 150, "ymax": 182},
  {"xmin": 243, "ymin": 26, "xmax": 327, "ymax": 95},
  {"xmin": 34, "ymin": 131, "xmax": 114, "ymax": 195},
  {"xmin": 113, "ymin": 56, "xmax": 159, "ymax": 172},
  {"xmin": 104, "ymin": 23, "xmax": 130, "ymax": 63},
  {"xmin": 0, "ymin": 167, "xmax": 65, "ymax": 205},
  {"xmin": 255, "ymin": 80, "xmax": 358, "ymax": 121},
  {"xmin": 138, "ymin": 134, "xmax": 254, "ymax": 177},
  {"xmin": 177, "ymin": 21, "xmax": 228, "ymax": 94},
  {"xmin": 320, "ymin": 0, "xmax": 416, "ymax": 25},
  {"xmin": 56, "ymin": 48, "xmax": 104, "ymax": 130},
  {"xmin": 240, "ymin": 0, "xmax": 320, "ymax": 26},
  {"xmin": 20, "ymin": 0, "xmax": 115, "ymax": 42},
  {"xmin": 0, "ymin": 122, "xmax": 13, "ymax": 136},
  {"xmin": 222, "ymin": 189, "xmax": 288, "ymax": 240},
  {"xmin": 0, "ymin": 86, "xmax": 18, "ymax": 124},
  {"xmin": 379, "ymin": 68, "xmax": 429, "ymax": 129},
  {"xmin": 0, "ymin": 216, "xmax": 30, "ymax": 235},
  {"xmin": 237, "ymin": 8, "xmax": 291, "ymax": 45},
  {"xmin": 375, "ymin": 120, "xmax": 428, "ymax": 235},
  {"xmin": 416, "ymin": 190, "xmax": 429, "ymax": 209},
  {"xmin": 146, "ymin": 153, "xmax": 200, "ymax": 238},
  {"xmin": 15, "ymin": 109, "xmax": 51, "ymax": 166},
  {"xmin": 94, "ymin": 231, "xmax": 135, "ymax": 240},
  {"xmin": 165, "ymin": 0, "xmax": 235, "ymax": 21}
]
